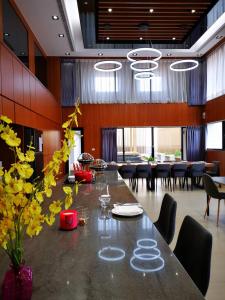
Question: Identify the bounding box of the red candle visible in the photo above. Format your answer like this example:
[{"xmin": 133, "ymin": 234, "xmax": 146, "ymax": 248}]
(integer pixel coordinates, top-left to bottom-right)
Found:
[{"xmin": 60, "ymin": 210, "xmax": 78, "ymax": 230}]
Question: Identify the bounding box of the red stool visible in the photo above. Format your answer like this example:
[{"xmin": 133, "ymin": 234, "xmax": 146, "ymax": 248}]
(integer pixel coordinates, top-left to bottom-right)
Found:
[{"xmin": 60, "ymin": 210, "xmax": 78, "ymax": 230}]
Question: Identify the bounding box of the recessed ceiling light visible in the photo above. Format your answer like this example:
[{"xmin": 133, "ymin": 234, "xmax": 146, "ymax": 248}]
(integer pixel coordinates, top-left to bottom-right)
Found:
[
  {"xmin": 172, "ymin": 37, "xmax": 176, "ymax": 40},
  {"xmin": 106, "ymin": 36, "xmax": 110, "ymax": 40},
  {"xmin": 84, "ymin": 1, "xmax": 88, "ymax": 5},
  {"xmin": 3, "ymin": 32, "xmax": 10, "ymax": 37},
  {"xmin": 139, "ymin": 37, "xmax": 143, "ymax": 40},
  {"xmin": 65, "ymin": 52, "xmax": 70, "ymax": 56},
  {"xmin": 133, "ymin": 53, "xmax": 138, "ymax": 56},
  {"xmin": 98, "ymin": 52, "xmax": 103, "ymax": 56},
  {"xmin": 108, "ymin": 8, "xmax": 112, "ymax": 12},
  {"xmin": 149, "ymin": 8, "xmax": 154, "ymax": 13},
  {"xmin": 58, "ymin": 34, "xmax": 64, "ymax": 37},
  {"xmin": 167, "ymin": 53, "xmax": 172, "ymax": 56},
  {"xmin": 216, "ymin": 35, "xmax": 223, "ymax": 39},
  {"xmin": 52, "ymin": 15, "xmax": 59, "ymax": 20},
  {"xmin": 191, "ymin": 9, "xmax": 196, "ymax": 13}
]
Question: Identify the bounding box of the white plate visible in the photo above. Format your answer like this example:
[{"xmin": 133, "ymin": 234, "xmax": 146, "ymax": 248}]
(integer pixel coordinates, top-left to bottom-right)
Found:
[{"xmin": 112, "ymin": 206, "xmax": 143, "ymax": 217}]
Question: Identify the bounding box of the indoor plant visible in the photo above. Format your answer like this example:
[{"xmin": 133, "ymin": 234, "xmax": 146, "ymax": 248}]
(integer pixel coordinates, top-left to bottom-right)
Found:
[{"xmin": 0, "ymin": 102, "xmax": 81, "ymax": 299}]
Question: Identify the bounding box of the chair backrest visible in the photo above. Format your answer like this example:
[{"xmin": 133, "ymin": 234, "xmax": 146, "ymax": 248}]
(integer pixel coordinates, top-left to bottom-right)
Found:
[
  {"xmin": 174, "ymin": 215, "xmax": 212, "ymax": 296},
  {"xmin": 190, "ymin": 163, "xmax": 205, "ymax": 175},
  {"xmin": 155, "ymin": 164, "xmax": 171, "ymax": 178},
  {"xmin": 211, "ymin": 161, "xmax": 220, "ymax": 176},
  {"xmin": 203, "ymin": 174, "xmax": 220, "ymax": 199},
  {"xmin": 105, "ymin": 164, "xmax": 118, "ymax": 171},
  {"xmin": 154, "ymin": 193, "xmax": 177, "ymax": 244},
  {"xmin": 119, "ymin": 165, "xmax": 136, "ymax": 179},
  {"xmin": 171, "ymin": 163, "xmax": 188, "ymax": 176},
  {"xmin": 136, "ymin": 164, "xmax": 151, "ymax": 178}
]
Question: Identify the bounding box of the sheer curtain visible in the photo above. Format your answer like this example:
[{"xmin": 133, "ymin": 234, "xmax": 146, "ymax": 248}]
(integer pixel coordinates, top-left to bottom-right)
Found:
[
  {"xmin": 207, "ymin": 43, "xmax": 225, "ymax": 101},
  {"xmin": 61, "ymin": 59, "xmax": 188, "ymax": 105}
]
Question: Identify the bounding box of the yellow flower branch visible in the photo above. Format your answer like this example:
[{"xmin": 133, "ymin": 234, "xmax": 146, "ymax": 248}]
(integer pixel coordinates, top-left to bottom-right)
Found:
[{"xmin": 0, "ymin": 100, "xmax": 81, "ymax": 268}]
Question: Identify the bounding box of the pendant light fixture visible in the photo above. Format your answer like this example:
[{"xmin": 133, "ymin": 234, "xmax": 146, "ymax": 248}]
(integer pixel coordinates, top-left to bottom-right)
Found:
[
  {"xmin": 94, "ymin": 60, "xmax": 122, "ymax": 72},
  {"xmin": 169, "ymin": 59, "xmax": 199, "ymax": 72}
]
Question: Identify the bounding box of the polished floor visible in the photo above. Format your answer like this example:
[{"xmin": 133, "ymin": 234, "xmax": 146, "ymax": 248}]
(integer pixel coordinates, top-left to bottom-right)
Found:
[{"xmin": 125, "ymin": 178, "xmax": 225, "ymax": 300}]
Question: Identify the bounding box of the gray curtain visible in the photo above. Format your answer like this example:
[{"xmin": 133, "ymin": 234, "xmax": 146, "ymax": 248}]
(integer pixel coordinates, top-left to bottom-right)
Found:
[
  {"xmin": 187, "ymin": 58, "xmax": 207, "ymax": 106},
  {"xmin": 102, "ymin": 128, "xmax": 117, "ymax": 162},
  {"xmin": 61, "ymin": 60, "xmax": 77, "ymax": 106},
  {"xmin": 186, "ymin": 126, "xmax": 205, "ymax": 161}
]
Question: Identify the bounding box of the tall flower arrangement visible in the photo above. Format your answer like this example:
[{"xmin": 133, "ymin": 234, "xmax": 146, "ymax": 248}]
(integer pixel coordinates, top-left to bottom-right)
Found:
[{"xmin": 0, "ymin": 102, "xmax": 81, "ymax": 269}]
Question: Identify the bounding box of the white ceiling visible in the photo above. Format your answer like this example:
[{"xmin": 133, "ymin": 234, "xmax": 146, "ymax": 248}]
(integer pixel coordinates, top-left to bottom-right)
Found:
[{"xmin": 15, "ymin": 0, "xmax": 225, "ymax": 58}]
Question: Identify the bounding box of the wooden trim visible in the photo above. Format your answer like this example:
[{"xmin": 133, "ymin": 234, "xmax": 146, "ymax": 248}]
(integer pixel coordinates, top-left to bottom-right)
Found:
[
  {"xmin": 0, "ymin": 0, "xmax": 3, "ymax": 42},
  {"xmin": 28, "ymin": 31, "xmax": 35, "ymax": 73}
]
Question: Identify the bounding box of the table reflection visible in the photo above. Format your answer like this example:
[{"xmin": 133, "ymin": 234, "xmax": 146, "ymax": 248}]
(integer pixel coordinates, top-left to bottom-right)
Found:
[{"xmin": 130, "ymin": 238, "xmax": 165, "ymax": 273}]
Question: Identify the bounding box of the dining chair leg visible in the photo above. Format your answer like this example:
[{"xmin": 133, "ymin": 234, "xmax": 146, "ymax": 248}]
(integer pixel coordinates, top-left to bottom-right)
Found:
[
  {"xmin": 216, "ymin": 199, "xmax": 221, "ymax": 227},
  {"xmin": 204, "ymin": 195, "xmax": 211, "ymax": 218}
]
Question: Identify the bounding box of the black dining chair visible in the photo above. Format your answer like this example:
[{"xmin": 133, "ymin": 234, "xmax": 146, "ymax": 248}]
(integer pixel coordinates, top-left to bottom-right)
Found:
[
  {"xmin": 135, "ymin": 164, "xmax": 152, "ymax": 192},
  {"xmin": 118, "ymin": 165, "xmax": 136, "ymax": 189},
  {"xmin": 155, "ymin": 164, "xmax": 172, "ymax": 191},
  {"xmin": 154, "ymin": 193, "xmax": 177, "ymax": 244},
  {"xmin": 174, "ymin": 215, "xmax": 212, "ymax": 296},
  {"xmin": 171, "ymin": 163, "xmax": 188, "ymax": 191},
  {"xmin": 188, "ymin": 163, "xmax": 205, "ymax": 190},
  {"xmin": 203, "ymin": 174, "xmax": 225, "ymax": 226},
  {"xmin": 206, "ymin": 161, "xmax": 220, "ymax": 177}
]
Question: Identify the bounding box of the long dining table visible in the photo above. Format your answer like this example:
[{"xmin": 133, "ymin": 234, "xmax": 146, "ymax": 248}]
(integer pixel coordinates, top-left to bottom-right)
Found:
[{"xmin": 0, "ymin": 171, "xmax": 205, "ymax": 299}]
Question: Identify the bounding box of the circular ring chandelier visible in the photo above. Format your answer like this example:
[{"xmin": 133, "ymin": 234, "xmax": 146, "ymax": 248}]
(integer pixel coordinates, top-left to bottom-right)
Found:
[
  {"xmin": 94, "ymin": 61, "xmax": 122, "ymax": 72},
  {"xmin": 134, "ymin": 72, "xmax": 155, "ymax": 80},
  {"xmin": 127, "ymin": 48, "xmax": 162, "ymax": 62},
  {"xmin": 137, "ymin": 238, "xmax": 157, "ymax": 249},
  {"xmin": 169, "ymin": 59, "xmax": 199, "ymax": 72},
  {"xmin": 130, "ymin": 60, "xmax": 158, "ymax": 72}
]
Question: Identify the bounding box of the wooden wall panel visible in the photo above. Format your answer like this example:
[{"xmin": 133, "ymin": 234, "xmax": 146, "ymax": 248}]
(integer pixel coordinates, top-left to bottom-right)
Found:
[
  {"xmin": 0, "ymin": 3, "xmax": 62, "ymax": 171},
  {"xmin": 0, "ymin": 97, "xmax": 2, "ymax": 114},
  {"xmin": 2, "ymin": 96, "xmax": 15, "ymax": 121},
  {"xmin": 205, "ymin": 96, "xmax": 225, "ymax": 123},
  {"xmin": 13, "ymin": 57, "xmax": 24, "ymax": 106},
  {"xmin": 22, "ymin": 68, "xmax": 31, "ymax": 108},
  {"xmin": 29, "ymin": 75, "xmax": 36, "ymax": 110},
  {"xmin": 15, "ymin": 104, "xmax": 33, "ymax": 127},
  {"xmin": 1, "ymin": 45, "xmax": 13, "ymax": 100},
  {"xmin": 63, "ymin": 103, "xmax": 203, "ymax": 158},
  {"xmin": 47, "ymin": 57, "xmax": 61, "ymax": 103},
  {"xmin": 205, "ymin": 96, "xmax": 225, "ymax": 175},
  {"xmin": 0, "ymin": 45, "xmax": 1, "ymax": 93}
]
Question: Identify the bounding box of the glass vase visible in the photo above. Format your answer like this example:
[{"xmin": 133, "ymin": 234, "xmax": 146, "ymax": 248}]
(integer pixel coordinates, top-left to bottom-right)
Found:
[{"xmin": 1, "ymin": 264, "xmax": 32, "ymax": 300}]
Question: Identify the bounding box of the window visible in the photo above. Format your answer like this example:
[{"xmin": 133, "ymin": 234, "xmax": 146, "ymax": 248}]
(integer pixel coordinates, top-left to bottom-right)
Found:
[
  {"xmin": 68, "ymin": 129, "xmax": 83, "ymax": 173},
  {"xmin": 95, "ymin": 76, "xmax": 117, "ymax": 92},
  {"xmin": 206, "ymin": 122, "xmax": 223, "ymax": 150},
  {"xmin": 117, "ymin": 127, "xmax": 183, "ymax": 162},
  {"xmin": 117, "ymin": 128, "xmax": 152, "ymax": 162},
  {"xmin": 35, "ymin": 44, "xmax": 47, "ymax": 87},
  {"xmin": 154, "ymin": 127, "xmax": 182, "ymax": 161},
  {"xmin": 3, "ymin": 0, "xmax": 28, "ymax": 67},
  {"xmin": 139, "ymin": 77, "xmax": 162, "ymax": 92}
]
